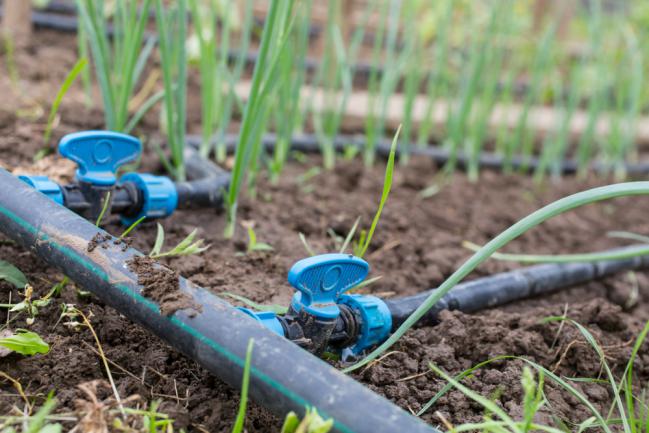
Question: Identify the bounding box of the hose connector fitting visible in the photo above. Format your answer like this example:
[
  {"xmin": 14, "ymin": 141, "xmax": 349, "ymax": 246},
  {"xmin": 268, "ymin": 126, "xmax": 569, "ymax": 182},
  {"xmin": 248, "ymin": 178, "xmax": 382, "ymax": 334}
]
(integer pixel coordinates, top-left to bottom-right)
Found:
[
  {"xmin": 118, "ymin": 173, "xmax": 178, "ymax": 226},
  {"xmin": 18, "ymin": 175, "xmax": 64, "ymax": 205},
  {"xmin": 339, "ymin": 293, "xmax": 392, "ymax": 355},
  {"xmin": 237, "ymin": 308, "xmax": 286, "ymax": 337}
]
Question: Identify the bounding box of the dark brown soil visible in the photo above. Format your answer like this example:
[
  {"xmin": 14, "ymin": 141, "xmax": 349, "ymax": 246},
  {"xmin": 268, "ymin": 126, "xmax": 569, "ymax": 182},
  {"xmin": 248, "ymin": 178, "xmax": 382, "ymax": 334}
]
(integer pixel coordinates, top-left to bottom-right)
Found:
[
  {"xmin": 127, "ymin": 255, "xmax": 197, "ymax": 317},
  {"xmin": 2, "ymin": 28, "xmax": 649, "ymax": 433}
]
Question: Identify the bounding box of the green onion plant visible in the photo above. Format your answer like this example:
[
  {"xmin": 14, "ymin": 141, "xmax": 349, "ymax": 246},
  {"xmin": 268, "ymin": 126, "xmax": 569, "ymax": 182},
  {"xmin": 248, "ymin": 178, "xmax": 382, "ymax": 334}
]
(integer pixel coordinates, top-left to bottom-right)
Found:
[
  {"xmin": 154, "ymin": 0, "xmax": 188, "ymax": 181},
  {"xmin": 75, "ymin": 0, "xmax": 160, "ymax": 133},
  {"xmin": 224, "ymin": 0, "xmax": 298, "ymax": 238}
]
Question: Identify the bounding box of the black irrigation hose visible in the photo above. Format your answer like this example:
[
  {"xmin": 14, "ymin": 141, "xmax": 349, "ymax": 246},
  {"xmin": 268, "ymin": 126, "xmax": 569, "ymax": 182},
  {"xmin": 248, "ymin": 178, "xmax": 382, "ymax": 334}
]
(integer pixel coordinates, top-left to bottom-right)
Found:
[
  {"xmin": 186, "ymin": 133, "xmax": 649, "ymax": 176},
  {"xmin": 176, "ymin": 146, "xmax": 230, "ymax": 209},
  {"xmin": 0, "ymin": 169, "xmax": 437, "ymax": 433},
  {"xmin": 386, "ymin": 247, "xmax": 649, "ymax": 328}
]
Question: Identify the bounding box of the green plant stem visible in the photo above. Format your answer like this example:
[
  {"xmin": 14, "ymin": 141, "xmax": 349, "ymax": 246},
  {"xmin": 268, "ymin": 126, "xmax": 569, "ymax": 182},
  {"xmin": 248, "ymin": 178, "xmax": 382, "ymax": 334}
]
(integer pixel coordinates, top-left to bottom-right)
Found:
[
  {"xmin": 463, "ymin": 241, "xmax": 649, "ymax": 263},
  {"xmin": 232, "ymin": 339, "xmax": 254, "ymax": 433}
]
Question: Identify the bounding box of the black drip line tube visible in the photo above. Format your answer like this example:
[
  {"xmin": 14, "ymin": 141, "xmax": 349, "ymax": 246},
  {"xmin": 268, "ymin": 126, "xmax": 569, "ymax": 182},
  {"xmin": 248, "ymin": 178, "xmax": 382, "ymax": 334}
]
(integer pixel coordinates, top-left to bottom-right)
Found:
[
  {"xmin": 385, "ymin": 248, "xmax": 649, "ymax": 328},
  {"xmin": 0, "ymin": 168, "xmax": 437, "ymax": 433},
  {"xmin": 186, "ymin": 133, "xmax": 649, "ymax": 176}
]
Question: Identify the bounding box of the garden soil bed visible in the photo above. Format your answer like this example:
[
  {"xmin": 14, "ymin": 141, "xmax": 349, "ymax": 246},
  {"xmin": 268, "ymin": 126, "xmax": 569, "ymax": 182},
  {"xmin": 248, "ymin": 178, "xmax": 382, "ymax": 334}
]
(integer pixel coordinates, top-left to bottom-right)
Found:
[{"xmin": 2, "ymin": 30, "xmax": 649, "ymax": 432}]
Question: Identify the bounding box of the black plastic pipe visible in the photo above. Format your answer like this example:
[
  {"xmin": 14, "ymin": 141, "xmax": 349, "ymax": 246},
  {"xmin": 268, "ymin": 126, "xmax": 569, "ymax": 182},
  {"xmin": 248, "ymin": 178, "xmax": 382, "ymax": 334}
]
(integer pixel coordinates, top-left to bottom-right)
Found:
[
  {"xmin": 187, "ymin": 133, "xmax": 649, "ymax": 176},
  {"xmin": 0, "ymin": 168, "xmax": 437, "ymax": 433},
  {"xmin": 175, "ymin": 147, "xmax": 230, "ymax": 210},
  {"xmin": 386, "ymin": 248, "xmax": 649, "ymax": 328}
]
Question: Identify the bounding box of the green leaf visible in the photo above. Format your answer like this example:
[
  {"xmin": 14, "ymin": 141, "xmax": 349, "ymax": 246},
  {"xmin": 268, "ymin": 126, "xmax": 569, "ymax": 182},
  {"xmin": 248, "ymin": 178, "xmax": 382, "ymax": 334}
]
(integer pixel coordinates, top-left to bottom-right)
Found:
[
  {"xmin": 150, "ymin": 223, "xmax": 165, "ymax": 257},
  {"xmin": 250, "ymin": 243, "xmax": 274, "ymax": 252},
  {"xmin": 0, "ymin": 260, "xmax": 28, "ymax": 288},
  {"xmin": 246, "ymin": 227, "xmax": 273, "ymax": 253},
  {"xmin": 0, "ymin": 330, "xmax": 49, "ymax": 356},
  {"xmin": 280, "ymin": 412, "xmax": 300, "ymax": 433},
  {"xmin": 357, "ymin": 125, "xmax": 400, "ymax": 258},
  {"xmin": 151, "ymin": 228, "xmax": 209, "ymax": 258}
]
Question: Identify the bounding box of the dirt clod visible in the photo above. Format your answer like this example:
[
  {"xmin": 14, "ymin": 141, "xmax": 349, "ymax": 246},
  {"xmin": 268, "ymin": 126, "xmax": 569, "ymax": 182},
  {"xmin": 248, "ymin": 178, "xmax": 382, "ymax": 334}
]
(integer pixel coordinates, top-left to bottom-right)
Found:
[
  {"xmin": 87, "ymin": 233, "xmax": 114, "ymax": 252},
  {"xmin": 127, "ymin": 255, "xmax": 196, "ymax": 316}
]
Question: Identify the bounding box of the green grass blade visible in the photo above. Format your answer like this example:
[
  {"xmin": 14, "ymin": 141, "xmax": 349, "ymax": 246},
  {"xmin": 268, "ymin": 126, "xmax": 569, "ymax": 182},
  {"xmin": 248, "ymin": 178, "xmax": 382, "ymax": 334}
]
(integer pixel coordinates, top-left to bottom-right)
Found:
[
  {"xmin": 232, "ymin": 339, "xmax": 254, "ymax": 433},
  {"xmin": 358, "ymin": 126, "xmax": 400, "ymax": 258}
]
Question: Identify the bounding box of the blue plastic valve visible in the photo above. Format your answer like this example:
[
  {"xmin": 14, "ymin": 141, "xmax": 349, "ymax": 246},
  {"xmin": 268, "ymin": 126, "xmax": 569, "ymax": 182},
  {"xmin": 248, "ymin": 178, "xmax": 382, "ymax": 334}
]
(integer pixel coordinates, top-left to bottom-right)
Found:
[
  {"xmin": 18, "ymin": 175, "xmax": 64, "ymax": 205},
  {"xmin": 289, "ymin": 253, "xmax": 369, "ymax": 320},
  {"xmin": 59, "ymin": 131, "xmax": 141, "ymax": 186}
]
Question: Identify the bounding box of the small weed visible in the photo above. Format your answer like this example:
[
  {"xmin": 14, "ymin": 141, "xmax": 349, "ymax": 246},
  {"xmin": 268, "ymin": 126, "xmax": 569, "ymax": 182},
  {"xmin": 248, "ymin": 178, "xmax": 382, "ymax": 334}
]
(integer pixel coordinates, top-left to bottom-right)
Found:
[
  {"xmin": 123, "ymin": 400, "xmax": 175, "ymax": 433},
  {"xmin": 0, "ymin": 329, "xmax": 49, "ymax": 356},
  {"xmin": 119, "ymin": 216, "xmax": 147, "ymax": 239},
  {"xmin": 245, "ymin": 227, "xmax": 273, "ymax": 254},
  {"xmin": 0, "ymin": 392, "xmax": 62, "ymax": 432},
  {"xmin": 149, "ymin": 224, "xmax": 209, "ymax": 259},
  {"xmin": 354, "ymin": 126, "xmax": 400, "ymax": 258},
  {"xmin": 0, "ymin": 283, "xmax": 59, "ymax": 325},
  {"xmin": 281, "ymin": 407, "xmax": 334, "ymax": 433}
]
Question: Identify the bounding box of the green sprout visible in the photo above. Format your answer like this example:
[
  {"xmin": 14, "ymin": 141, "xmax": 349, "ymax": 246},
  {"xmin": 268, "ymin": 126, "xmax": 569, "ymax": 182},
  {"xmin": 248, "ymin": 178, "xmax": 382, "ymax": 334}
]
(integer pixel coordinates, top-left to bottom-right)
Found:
[
  {"xmin": 355, "ymin": 125, "xmax": 400, "ymax": 258},
  {"xmin": 42, "ymin": 57, "xmax": 88, "ymax": 148},
  {"xmin": 149, "ymin": 224, "xmax": 210, "ymax": 259},
  {"xmin": 246, "ymin": 227, "xmax": 273, "ymax": 254}
]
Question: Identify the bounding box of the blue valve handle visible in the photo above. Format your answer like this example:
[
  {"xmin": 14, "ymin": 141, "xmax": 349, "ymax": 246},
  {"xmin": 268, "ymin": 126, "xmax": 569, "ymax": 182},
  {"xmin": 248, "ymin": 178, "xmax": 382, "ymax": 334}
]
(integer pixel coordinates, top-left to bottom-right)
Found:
[
  {"xmin": 59, "ymin": 131, "xmax": 141, "ymax": 186},
  {"xmin": 289, "ymin": 253, "xmax": 369, "ymax": 319}
]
